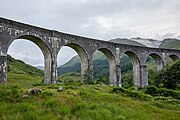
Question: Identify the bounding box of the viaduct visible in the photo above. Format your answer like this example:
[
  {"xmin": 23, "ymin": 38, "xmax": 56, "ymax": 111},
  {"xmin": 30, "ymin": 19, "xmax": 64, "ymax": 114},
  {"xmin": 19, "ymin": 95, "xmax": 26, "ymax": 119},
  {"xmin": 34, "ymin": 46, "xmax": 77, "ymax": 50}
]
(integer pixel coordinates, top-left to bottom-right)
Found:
[{"xmin": 0, "ymin": 17, "xmax": 180, "ymax": 87}]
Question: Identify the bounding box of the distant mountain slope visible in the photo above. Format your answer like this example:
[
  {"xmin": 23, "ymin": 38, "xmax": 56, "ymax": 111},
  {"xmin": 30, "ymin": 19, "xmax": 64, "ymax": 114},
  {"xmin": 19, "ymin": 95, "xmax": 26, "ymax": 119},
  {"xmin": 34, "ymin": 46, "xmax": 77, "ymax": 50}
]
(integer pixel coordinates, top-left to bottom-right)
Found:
[
  {"xmin": 159, "ymin": 38, "xmax": 180, "ymax": 50},
  {"xmin": 109, "ymin": 38, "xmax": 145, "ymax": 47},
  {"xmin": 36, "ymin": 66, "xmax": 44, "ymax": 70},
  {"xmin": 61, "ymin": 51, "xmax": 106, "ymax": 68}
]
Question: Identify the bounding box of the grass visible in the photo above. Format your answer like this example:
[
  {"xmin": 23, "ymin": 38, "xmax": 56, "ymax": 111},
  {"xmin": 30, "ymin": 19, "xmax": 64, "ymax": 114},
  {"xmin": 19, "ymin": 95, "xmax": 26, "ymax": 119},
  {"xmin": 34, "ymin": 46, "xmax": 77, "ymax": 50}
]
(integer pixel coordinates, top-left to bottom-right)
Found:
[
  {"xmin": 7, "ymin": 72, "xmax": 42, "ymax": 88},
  {"xmin": 1, "ymin": 73, "xmax": 180, "ymax": 120}
]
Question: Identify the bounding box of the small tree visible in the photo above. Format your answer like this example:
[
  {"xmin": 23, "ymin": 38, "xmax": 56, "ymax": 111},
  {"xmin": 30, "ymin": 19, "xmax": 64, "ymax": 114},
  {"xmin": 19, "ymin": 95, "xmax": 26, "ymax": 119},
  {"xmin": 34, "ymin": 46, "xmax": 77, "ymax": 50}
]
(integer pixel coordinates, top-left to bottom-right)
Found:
[{"xmin": 83, "ymin": 71, "xmax": 94, "ymax": 84}]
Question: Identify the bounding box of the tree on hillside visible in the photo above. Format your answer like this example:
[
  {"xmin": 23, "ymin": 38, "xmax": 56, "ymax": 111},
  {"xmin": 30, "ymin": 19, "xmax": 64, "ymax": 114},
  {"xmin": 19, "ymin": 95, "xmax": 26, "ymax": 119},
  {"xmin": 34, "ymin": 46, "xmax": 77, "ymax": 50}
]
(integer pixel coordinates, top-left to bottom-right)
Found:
[{"xmin": 154, "ymin": 60, "xmax": 180, "ymax": 89}]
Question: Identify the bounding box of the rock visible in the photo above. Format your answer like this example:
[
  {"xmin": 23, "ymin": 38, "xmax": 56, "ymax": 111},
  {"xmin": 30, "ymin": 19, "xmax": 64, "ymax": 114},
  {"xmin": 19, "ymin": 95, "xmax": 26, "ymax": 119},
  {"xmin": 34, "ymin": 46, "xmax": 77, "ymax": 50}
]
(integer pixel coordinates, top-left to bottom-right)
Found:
[
  {"xmin": 28, "ymin": 88, "xmax": 42, "ymax": 95},
  {"xmin": 22, "ymin": 94, "xmax": 29, "ymax": 98},
  {"xmin": 57, "ymin": 86, "xmax": 63, "ymax": 92}
]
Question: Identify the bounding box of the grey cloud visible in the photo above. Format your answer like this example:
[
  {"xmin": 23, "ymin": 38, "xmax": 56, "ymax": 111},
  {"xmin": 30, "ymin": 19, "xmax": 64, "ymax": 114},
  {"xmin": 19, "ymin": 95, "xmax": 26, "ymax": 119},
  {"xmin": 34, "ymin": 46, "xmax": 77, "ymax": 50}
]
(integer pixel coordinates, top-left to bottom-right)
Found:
[{"xmin": 1, "ymin": 0, "xmax": 180, "ymax": 66}]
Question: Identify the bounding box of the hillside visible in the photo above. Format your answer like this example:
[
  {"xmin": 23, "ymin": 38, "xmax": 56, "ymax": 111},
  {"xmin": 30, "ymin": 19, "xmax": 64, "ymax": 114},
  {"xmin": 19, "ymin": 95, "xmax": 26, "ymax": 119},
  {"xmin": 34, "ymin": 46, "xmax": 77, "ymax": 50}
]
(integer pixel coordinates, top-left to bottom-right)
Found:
[
  {"xmin": 61, "ymin": 51, "xmax": 107, "ymax": 68},
  {"xmin": 159, "ymin": 38, "xmax": 180, "ymax": 50},
  {"xmin": 7, "ymin": 55, "xmax": 43, "ymax": 87}
]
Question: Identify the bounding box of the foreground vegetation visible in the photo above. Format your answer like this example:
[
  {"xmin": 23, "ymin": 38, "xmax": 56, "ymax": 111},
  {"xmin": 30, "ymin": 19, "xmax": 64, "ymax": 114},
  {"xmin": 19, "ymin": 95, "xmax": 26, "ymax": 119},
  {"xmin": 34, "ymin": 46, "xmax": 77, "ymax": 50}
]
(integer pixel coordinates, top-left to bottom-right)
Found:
[
  {"xmin": 0, "ymin": 72, "xmax": 179, "ymax": 120},
  {"xmin": 0, "ymin": 85, "xmax": 180, "ymax": 119},
  {"xmin": 0, "ymin": 55, "xmax": 179, "ymax": 119}
]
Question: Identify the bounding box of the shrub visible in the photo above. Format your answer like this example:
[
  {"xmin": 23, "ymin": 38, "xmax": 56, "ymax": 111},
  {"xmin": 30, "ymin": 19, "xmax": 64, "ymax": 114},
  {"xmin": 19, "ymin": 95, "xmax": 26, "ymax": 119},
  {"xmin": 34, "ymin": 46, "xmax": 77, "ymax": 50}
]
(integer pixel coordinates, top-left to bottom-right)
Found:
[
  {"xmin": 156, "ymin": 88, "xmax": 180, "ymax": 100},
  {"xmin": 154, "ymin": 60, "xmax": 180, "ymax": 89},
  {"xmin": 111, "ymin": 87, "xmax": 152, "ymax": 101},
  {"xmin": 83, "ymin": 71, "xmax": 95, "ymax": 84},
  {"xmin": 144, "ymin": 86, "xmax": 158, "ymax": 96},
  {"xmin": 96, "ymin": 76, "xmax": 109, "ymax": 85}
]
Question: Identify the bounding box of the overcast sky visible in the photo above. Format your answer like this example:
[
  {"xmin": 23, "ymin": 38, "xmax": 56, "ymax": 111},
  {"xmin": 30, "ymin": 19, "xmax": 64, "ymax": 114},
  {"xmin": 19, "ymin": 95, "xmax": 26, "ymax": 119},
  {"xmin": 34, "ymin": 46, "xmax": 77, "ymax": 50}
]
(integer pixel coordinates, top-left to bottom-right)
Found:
[{"xmin": 1, "ymin": 0, "xmax": 180, "ymax": 66}]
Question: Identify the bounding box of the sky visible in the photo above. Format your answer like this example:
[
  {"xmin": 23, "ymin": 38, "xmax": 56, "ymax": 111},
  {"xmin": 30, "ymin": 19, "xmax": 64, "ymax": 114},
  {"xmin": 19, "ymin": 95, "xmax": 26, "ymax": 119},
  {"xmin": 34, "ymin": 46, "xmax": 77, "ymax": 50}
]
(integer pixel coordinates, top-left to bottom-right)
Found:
[{"xmin": 1, "ymin": 0, "xmax": 180, "ymax": 66}]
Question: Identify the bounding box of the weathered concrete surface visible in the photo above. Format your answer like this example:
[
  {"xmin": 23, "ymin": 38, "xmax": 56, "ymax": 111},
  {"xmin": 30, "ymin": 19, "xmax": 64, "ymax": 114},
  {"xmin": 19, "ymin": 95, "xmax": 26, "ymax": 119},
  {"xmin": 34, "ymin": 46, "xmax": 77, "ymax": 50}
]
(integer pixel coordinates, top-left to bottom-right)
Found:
[{"xmin": 0, "ymin": 17, "xmax": 180, "ymax": 87}]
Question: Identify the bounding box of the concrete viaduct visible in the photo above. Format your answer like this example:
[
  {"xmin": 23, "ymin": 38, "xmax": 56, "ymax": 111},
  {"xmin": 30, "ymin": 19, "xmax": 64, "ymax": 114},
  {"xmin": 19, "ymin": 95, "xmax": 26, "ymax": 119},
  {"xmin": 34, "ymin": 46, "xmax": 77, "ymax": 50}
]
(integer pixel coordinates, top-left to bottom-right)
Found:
[{"xmin": 0, "ymin": 17, "xmax": 180, "ymax": 87}]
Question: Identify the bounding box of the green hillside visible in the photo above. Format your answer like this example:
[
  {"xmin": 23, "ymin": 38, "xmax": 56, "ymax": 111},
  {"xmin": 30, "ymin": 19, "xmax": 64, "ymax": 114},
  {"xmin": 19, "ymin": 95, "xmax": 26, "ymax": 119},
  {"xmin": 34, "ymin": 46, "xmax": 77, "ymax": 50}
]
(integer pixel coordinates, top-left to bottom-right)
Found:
[
  {"xmin": 159, "ymin": 38, "xmax": 180, "ymax": 50},
  {"xmin": 7, "ymin": 55, "xmax": 43, "ymax": 87},
  {"xmin": 61, "ymin": 51, "xmax": 106, "ymax": 68}
]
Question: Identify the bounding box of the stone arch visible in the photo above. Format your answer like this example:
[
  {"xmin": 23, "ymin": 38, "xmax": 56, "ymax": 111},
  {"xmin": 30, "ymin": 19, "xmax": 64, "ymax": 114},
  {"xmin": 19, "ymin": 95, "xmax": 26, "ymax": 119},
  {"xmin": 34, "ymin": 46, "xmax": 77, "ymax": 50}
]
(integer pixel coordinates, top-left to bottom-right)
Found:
[
  {"xmin": 168, "ymin": 54, "xmax": 179, "ymax": 62},
  {"xmin": 121, "ymin": 51, "xmax": 141, "ymax": 87},
  {"xmin": 57, "ymin": 43, "xmax": 90, "ymax": 83},
  {"xmin": 7, "ymin": 34, "xmax": 53, "ymax": 84},
  {"xmin": 93, "ymin": 47, "xmax": 117, "ymax": 86},
  {"xmin": 146, "ymin": 53, "xmax": 164, "ymax": 71}
]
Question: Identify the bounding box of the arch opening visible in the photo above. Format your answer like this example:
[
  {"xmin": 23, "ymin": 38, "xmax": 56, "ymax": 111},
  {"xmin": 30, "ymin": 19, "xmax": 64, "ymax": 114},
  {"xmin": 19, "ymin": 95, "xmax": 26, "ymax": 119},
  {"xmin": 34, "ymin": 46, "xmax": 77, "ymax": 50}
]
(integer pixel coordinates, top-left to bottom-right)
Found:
[
  {"xmin": 148, "ymin": 53, "xmax": 164, "ymax": 71},
  {"xmin": 57, "ymin": 43, "xmax": 89, "ymax": 83},
  {"xmin": 169, "ymin": 54, "xmax": 179, "ymax": 62},
  {"xmin": 165, "ymin": 54, "xmax": 180, "ymax": 68},
  {"xmin": 92, "ymin": 48, "xmax": 116, "ymax": 86},
  {"xmin": 145, "ymin": 53, "xmax": 164, "ymax": 85},
  {"xmin": 120, "ymin": 51, "xmax": 141, "ymax": 87},
  {"xmin": 7, "ymin": 35, "xmax": 52, "ymax": 85}
]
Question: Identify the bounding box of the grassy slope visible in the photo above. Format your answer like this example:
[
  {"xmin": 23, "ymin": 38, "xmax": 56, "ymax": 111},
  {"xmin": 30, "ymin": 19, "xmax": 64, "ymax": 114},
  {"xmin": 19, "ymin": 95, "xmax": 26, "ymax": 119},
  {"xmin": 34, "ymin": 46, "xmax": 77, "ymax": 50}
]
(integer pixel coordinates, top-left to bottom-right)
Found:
[
  {"xmin": 7, "ymin": 55, "xmax": 43, "ymax": 88},
  {"xmin": 159, "ymin": 38, "xmax": 180, "ymax": 50},
  {"xmin": 0, "ymin": 74, "xmax": 180, "ymax": 120}
]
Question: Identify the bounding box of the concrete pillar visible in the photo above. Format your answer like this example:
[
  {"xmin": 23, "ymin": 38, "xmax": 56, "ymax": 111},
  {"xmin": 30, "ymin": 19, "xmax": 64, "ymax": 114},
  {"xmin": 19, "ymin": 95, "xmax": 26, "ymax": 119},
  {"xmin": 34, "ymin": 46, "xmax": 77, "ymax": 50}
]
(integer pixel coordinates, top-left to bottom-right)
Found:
[
  {"xmin": 81, "ymin": 54, "xmax": 93, "ymax": 83},
  {"xmin": 109, "ymin": 61, "xmax": 117, "ymax": 86},
  {"xmin": 0, "ymin": 55, "xmax": 7, "ymax": 83},
  {"xmin": 133, "ymin": 63, "xmax": 141, "ymax": 88},
  {"xmin": 44, "ymin": 53, "xmax": 52, "ymax": 84},
  {"xmin": 116, "ymin": 48, "xmax": 121, "ymax": 87},
  {"xmin": 51, "ymin": 53, "xmax": 58, "ymax": 84},
  {"xmin": 140, "ymin": 64, "xmax": 148, "ymax": 87},
  {"xmin": 116, "ymin": 64, "xmax": 121, "ymax": 87}
]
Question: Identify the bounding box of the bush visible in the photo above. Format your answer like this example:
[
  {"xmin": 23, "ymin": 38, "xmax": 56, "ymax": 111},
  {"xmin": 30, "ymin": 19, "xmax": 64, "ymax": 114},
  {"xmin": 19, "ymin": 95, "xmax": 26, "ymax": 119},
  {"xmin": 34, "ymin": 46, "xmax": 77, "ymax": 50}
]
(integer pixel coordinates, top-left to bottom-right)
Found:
[
  {"xmin": 96, "ymin": 76, "xmax": 109, "ymax": 85},
  {"xmin": 112, "ymin": 87, "xmax": 152, "ymax": 101},
  {"xmin": 156, "ymin": 88, "xmax": 180, "ymax": 100},
  {"xmin": 154, "ymin": 60, "xmax": 180, "ymax": 89},
  {"xmin": 143, "ymin": 87, "xmax": 180, "ymax": 100},
  {"xmin": 144, "ymin": 86, "xmax": 158, "ymax": 96},
  {"xmin": 83, "ymin": 72, "xmax": 95, "ymax": 84}
]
